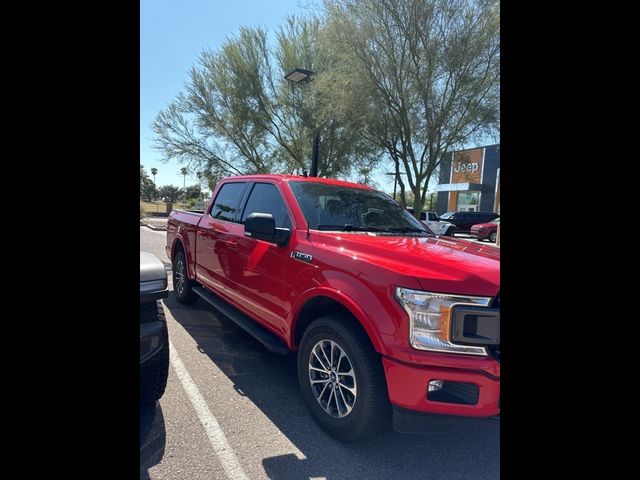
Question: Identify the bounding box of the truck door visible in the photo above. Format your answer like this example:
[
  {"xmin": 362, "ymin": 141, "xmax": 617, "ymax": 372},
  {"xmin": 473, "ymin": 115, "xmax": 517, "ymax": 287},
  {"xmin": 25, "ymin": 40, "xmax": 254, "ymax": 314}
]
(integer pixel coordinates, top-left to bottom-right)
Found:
[
  {"xmin": 234, "ymin": 182, "xmax": 294, "ymax": 336},
  {"xmin": 195, "ymin": 181, "xmax": 248, "ymax": 298}
]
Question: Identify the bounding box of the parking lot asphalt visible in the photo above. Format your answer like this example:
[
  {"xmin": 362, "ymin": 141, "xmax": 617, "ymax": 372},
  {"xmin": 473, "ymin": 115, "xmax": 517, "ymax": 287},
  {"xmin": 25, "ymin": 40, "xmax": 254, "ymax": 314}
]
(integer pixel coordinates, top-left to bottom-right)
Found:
[{"xmin": 140, "ymin": 226, "xmax": 499, "ymax": 480}]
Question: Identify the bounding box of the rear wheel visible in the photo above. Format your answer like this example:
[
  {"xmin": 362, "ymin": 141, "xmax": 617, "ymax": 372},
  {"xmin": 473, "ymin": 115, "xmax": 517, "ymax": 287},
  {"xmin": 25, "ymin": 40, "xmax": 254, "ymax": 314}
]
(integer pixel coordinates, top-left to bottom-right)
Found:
[
  {"xmin": 297, "ymin": 315, "xmax": 389, "ymax": 442},
  {"xmin": 490, "ymin": 232, "xmax": 497, "ymax": 243},
  {"xmin": 173, "ymin": 250, "xmax": 198, "ymax": 304}
]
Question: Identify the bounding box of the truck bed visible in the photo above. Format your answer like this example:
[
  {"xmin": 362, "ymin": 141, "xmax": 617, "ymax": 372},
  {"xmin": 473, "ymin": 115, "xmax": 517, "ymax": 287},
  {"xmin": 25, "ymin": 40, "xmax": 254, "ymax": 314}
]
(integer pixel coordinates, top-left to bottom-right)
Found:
[{"xmin": 166, "ymin": 209, "xmax": 203, "ymax": 266}]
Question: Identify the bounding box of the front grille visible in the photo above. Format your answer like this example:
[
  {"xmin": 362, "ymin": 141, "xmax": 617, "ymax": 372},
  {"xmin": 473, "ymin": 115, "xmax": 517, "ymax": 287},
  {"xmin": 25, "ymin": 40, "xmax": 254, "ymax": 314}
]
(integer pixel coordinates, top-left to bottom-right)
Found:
[{"xmin": 489, "ymin": 292, "xmax": 500, "ymax": 362}]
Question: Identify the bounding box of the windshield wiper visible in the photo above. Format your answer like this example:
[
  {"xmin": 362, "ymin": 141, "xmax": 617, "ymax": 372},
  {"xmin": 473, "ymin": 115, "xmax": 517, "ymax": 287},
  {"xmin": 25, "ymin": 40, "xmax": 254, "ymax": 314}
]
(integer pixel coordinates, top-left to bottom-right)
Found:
[
  {"xmin": 316, "ymin": 224, "xmax": 388, "ymax": 232},
  {"xmin": 387, "ymin": 226, "xmax": 432, "ymax": 235}
]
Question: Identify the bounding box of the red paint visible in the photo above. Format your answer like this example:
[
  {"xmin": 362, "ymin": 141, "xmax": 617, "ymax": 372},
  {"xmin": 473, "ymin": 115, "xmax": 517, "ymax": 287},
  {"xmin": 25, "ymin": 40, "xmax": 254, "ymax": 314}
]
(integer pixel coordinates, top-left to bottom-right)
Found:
[{"xmin": 167, "ymin": 174, "xmax": 500, "ymax": 418}]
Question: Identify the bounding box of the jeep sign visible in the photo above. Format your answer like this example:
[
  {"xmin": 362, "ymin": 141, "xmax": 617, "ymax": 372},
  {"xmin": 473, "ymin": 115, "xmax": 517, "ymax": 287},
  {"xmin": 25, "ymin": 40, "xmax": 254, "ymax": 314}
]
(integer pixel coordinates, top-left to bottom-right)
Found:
[
  {"xmin": 454, "ymin": 162, "xmax": 479, "ymax": 173},
  {"xmin": 451, "ymin": 150, "xmax": 483, "ymax": 184}
]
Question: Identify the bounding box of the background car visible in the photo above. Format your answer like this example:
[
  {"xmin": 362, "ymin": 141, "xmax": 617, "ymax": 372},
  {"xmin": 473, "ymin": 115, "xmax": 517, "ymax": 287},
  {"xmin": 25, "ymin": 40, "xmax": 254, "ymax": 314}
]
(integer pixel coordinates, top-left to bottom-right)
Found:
[
  {"xmin": 470, "ymin": 217, "xmax": 500, "ymax": 242},
  {"xmin": 140, "ymin": 252, "xmax": 169, "ymax": 404},
  {"xmin": 406, "ymin": 208, "xmax": 456, "ymax": 236},
  {"xmin": 438, "ymin": 211, "xmax": 499, "ymax": 235}
]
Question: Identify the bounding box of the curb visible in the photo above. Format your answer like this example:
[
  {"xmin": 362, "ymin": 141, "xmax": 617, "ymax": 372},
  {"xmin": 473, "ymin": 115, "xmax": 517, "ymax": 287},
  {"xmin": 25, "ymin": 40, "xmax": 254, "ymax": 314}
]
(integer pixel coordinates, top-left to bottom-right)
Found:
[{"xmin": 140, "ymin": 221, "xmax": 167, "ymax": 231}]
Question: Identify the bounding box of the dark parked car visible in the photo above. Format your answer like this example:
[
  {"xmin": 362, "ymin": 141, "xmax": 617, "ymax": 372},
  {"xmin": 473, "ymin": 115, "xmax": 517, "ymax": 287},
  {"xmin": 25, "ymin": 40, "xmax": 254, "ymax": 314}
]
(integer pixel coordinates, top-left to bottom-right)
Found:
[
  {"xmin": 470, "ymin": 218, "xmax": 500, "ymax": 242},
  {"xmin": 438, "ymin": 211, "xmax": 499, "ymax": 235},
  {"xmin": 140, "ymin": 252, "xmax": 169, "ymax": 404}
]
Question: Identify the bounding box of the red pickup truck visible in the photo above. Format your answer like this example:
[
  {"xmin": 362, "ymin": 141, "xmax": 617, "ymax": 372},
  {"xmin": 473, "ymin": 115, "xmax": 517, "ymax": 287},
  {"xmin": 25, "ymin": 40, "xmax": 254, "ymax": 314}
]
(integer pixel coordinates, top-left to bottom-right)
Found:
[{"xmin": 166, "ymin": 174, "xmax": 500, "ymax": 441}]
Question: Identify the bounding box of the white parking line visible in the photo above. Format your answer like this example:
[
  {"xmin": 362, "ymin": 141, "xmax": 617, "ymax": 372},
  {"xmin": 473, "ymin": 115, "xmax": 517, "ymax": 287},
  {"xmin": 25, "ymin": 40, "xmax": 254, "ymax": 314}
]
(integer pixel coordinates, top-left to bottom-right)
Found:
[{"xmin": 169, "ymin": 342, "xmax": 249, "ymax": 480}]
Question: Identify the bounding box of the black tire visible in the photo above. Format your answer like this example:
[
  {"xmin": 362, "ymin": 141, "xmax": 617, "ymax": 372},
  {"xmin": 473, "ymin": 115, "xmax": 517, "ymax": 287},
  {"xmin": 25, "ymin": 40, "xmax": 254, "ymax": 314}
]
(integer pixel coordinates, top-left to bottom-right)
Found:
[
  {"xmin": 173, "ymin": 250, "xmax": 198, "ymax": 304},
  {"xmin": 140, "ymin": 301, "xmax": 169, "ymax": 404},
  {"xmin": 446, "ymin": 227, "xmax": 456, "ymax": 237},
  {"xmin": 489, "ymin": 232, "xmax": 497, "ymax": 243},
  {"xmin": 297, "ymin": 315, "xmax": 390, "ymax": 442}
]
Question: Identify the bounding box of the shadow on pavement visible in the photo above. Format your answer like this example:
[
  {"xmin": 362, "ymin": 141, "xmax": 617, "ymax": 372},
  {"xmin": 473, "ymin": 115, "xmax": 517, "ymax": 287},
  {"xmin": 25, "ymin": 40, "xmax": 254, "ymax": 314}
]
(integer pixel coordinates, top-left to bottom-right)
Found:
[
  {"xmin": 140, "ymin": 401, "xmax": 166, "ymax": 480},
  {"xmin": 162, "ymin": 294, "xmax": 499, "ymax": 480}
]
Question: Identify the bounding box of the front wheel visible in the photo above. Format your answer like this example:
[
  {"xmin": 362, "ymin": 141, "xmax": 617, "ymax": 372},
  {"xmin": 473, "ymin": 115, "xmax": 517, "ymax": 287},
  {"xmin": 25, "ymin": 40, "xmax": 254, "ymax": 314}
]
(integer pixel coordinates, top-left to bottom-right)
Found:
[
  {"xmin": 490, "ymin": 232, "xmax": 497, "ymax": 243},
  {"xmin": 297, "ymin": 316, "xmax": 389, "ymax": 442},
  {"xmin": 446, "ymin": 227, "xmax": 456, "ymax": 237}
]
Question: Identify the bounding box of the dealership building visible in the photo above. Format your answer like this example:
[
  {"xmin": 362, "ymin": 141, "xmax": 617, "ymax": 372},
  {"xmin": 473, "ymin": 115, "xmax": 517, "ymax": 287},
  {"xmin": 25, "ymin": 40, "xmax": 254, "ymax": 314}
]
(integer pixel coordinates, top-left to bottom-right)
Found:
[{"xmin": 436, "ymin": 144, "xmax": 500, "ymax": 215}]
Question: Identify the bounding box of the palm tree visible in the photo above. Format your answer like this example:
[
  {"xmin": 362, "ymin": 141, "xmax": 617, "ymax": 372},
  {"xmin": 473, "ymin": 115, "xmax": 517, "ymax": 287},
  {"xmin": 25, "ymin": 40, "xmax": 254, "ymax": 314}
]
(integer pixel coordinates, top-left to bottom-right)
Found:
[
  {"xmin": 180, "ymin": 167, "xmax": 188, "ymax": 189},
  {"xmin": 151, "ymin": 167, "xmax": 158, "ymax": 184}
]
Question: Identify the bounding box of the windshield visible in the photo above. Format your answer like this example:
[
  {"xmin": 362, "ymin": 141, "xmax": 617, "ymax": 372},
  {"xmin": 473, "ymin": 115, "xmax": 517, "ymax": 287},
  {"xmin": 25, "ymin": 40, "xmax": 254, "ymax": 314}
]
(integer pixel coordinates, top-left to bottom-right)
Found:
[
  {"xmin": 290, "ymin": 181, "xmax": 431, "ymax": 234},
  {"xmin": 439, "ymin": 211, "xmax": 455, "ymax": 219}
]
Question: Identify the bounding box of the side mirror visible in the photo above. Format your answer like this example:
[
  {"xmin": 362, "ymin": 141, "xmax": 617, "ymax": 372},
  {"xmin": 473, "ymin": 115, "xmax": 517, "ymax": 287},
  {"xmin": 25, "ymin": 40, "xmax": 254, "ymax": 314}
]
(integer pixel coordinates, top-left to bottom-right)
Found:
[{"xmin": 244, "ymin": 213, "xmax": 290, "ymax": 246}]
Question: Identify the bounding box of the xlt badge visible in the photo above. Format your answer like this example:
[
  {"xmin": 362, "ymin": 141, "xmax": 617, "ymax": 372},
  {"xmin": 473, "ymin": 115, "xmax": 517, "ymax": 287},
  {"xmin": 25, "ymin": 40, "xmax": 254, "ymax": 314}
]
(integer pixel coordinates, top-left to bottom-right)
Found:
[{"xmin": 291, "ymin": 251, "xmax": 313, "ymax": 263}]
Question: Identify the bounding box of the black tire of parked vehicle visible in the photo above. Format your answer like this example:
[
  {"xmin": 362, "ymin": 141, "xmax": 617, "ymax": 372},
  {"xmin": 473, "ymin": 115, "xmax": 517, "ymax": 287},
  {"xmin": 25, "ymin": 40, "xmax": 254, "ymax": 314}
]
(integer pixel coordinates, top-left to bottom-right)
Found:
[
  {"xmin": 140, "ymin": 301, "xmax": 169, "ymax": 404},
  {"xmin": 173, "ymin": 250, "xmax": 198, "ymax": 304},
  {"xmin": 446, "ymin": 227, "xmax": 456, "ymax": 237},
  {"xmin": 297, "ymin": 315, "xmax": 390, "ymax": 442},
  {"xmin": 490, "ymin": 232, "xmax": 497, "ymax": 243}
]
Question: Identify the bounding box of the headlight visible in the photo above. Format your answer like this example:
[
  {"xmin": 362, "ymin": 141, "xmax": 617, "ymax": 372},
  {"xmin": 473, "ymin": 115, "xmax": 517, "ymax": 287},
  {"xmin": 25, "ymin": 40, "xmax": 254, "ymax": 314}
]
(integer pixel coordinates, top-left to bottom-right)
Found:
[{"xmin": 395, "ymin": 287, "xmax": 492, "ymax": 355}]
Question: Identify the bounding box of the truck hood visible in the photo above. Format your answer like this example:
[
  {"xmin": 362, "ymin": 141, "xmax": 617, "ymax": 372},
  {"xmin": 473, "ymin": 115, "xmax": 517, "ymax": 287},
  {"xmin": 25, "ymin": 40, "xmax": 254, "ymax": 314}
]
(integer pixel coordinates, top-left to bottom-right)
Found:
[{"xmin": 315, "ymin": 233, "xmax": 500, "ymax": 297}]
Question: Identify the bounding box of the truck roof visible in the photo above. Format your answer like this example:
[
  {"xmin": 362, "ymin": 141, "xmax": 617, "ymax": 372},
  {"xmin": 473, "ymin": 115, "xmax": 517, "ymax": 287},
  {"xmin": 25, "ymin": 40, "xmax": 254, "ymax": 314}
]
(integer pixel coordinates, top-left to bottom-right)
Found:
[{"xmin": 220, "ymin": 174, "xmax": 373, "ymax": 190}]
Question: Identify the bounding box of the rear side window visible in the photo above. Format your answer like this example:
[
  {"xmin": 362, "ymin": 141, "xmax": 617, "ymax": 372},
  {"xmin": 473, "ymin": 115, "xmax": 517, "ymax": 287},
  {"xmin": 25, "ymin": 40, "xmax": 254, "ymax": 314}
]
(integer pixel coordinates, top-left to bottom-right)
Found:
[
  {"xmin": 241, "ymin": 183, "xmax": 292, "ymax": 229},
  {"xmin": 210, "ymin": 182, "xmax": 246, "ymax": 222}
]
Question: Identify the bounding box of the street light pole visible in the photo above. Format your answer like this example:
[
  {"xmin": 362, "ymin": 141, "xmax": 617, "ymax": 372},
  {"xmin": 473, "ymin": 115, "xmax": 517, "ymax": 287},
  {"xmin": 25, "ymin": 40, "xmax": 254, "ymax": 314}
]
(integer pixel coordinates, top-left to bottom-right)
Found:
[
  {"xmin": 311, "ymin": 131, "xmax": 320, "ymax": 177},
  {"xmin": 385, "ymin": 172, "xmax": 398, "ymax": 201}
]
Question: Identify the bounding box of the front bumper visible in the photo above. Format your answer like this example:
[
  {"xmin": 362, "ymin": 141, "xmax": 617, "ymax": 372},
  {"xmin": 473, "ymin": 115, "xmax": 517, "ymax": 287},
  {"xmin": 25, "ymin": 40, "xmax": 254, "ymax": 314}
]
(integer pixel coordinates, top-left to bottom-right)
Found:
[
  {"xmin": 382, "ymin": 356, "xmax": 500, "ymax": 421},
  {"xmin": 392, "ymin": 405, "xmax": 499, "ymax": 434}
]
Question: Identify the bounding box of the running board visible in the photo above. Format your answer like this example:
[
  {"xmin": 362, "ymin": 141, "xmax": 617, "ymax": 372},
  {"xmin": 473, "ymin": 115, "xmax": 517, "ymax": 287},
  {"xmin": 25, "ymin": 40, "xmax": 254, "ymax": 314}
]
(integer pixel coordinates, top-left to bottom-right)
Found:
[{"xmin": 192, "ymin": 286, "xmax": 290, "ymax": 355}]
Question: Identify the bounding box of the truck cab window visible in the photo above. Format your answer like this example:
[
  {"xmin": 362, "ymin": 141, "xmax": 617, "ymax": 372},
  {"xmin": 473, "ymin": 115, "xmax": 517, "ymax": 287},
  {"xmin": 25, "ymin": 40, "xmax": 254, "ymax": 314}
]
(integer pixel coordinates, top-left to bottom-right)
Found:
[
  {"xmin": 210, "ymin": 182, "xmax": 246, "ymax": 222},
  {"xmin": 241, "ymin": 183, "xmax": 292, "ymax": 229}
]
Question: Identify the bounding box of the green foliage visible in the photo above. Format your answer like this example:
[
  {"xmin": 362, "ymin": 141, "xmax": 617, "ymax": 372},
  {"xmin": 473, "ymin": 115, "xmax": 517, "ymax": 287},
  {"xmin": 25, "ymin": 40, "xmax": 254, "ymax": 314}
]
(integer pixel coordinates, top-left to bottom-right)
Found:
[
  {"xmin": 158, "ymin": 185, "xmax": 182, "ymax": 202},
  {"xmin": 141, "ymin": 179, "xmax": 158, "ymax": 202},
  {"xmin": 183, "ymin": 184, "xmax": 202, "ymax": 200},
  {"xmin": 152, "ymin": 16, "xmax": 380, "ymax": 181},
  {"xmin": 322, "ymin": 0, "xmax": 500, "ymax": 213},
  {"xmin": 140, "ymin": 164, "xmax": 151, "ymax": 193}
]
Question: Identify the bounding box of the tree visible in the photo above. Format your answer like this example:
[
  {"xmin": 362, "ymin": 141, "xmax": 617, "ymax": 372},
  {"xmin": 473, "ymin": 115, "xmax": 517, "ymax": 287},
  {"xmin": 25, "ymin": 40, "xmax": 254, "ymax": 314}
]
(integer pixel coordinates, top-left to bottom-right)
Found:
[
  {"xmin": 180, "ymin": 167, "xmax": 188, "ymax": 188},
  {"xmin": 158, "ymin": 185, "xmax": 182, "ymax": 202},
  {"xmin": 151, "ymin": 167, "xmax": 158, "ymax": 184},
  {"xmin": 183, "ymin": 184, "xmax": 202, "ymax": 200},
  {"xmin": 322, "ymin": 0, "xmax": 499, "ymax": 216},
  {"xmin": 140, "ymin": 164, "xmax": 150, "ymax": 194},
  {"xmin": 141, "ymin": 180, "xmax": 158, "ymax": 202},
  {"xmin": 152, "ymin": 17, "xmax": 380, "ymax": 180}
]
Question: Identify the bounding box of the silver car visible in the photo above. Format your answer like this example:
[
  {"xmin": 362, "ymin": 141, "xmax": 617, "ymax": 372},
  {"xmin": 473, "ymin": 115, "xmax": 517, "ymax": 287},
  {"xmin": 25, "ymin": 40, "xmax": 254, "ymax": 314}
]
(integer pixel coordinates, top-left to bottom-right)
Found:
[{"xmin": 140, "ymin": 252, "xmax": 169, "ymax": 404}]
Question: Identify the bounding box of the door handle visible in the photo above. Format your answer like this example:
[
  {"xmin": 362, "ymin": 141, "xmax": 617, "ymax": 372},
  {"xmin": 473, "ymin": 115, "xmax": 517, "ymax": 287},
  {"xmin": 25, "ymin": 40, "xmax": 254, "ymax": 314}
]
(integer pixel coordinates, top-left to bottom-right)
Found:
[{"xmin": 227, "ymin": 242, "xmax": 238, "ymax": 251}]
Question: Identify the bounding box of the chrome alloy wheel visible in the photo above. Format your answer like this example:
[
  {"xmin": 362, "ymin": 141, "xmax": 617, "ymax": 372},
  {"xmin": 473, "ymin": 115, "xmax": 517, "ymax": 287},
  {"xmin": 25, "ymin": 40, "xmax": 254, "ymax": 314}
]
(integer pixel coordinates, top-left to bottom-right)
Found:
[
  {"xmin": 174, "ymin": 257, "xmax": 186, "ymax": 296},
  {"xmin": 308, "ymin": 339, "xmax": 357, "ymax": 418}
]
